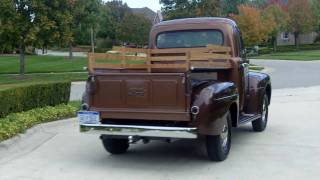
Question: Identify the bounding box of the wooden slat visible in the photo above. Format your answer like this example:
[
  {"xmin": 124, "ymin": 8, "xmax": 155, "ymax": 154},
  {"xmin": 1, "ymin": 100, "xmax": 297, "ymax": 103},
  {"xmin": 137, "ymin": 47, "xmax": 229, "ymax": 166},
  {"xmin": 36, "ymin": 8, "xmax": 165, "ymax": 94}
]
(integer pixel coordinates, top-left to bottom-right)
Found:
[
  {"xmin": 190, "ymin": 61, "xmax": 232, "ymax": 69},
  {"xmin": 190, "ymin": 52, "xmax": 231, "ymax": 60},
  {"xmin": 151, "ymin": 64, "xmax": 187, "ymax": 69},
  {"xmin": 88, "ymin": 54, "xmax": 94, "ymax": 72},
  {"xmin": 186, "ymin": 51, "xmax": 191, "ymax": 71},
  {"xmin": 147, "ymin": 49, "xmax": 151, "ymax": 72},
  {"xmin": 124, "ymin": 64, "xmax": 148, "ymax": 69},
  {"xmin": 93, "ymin": 63, "xmax": 122, "ymax": 69},
  {"xmin": 88, "ymin": 45, "xmax": 233, "ymax": 72},
  {"xmin": 150, "ymin": 56, "xmax": 187, "ymax": 61},
  {"xmin": 92, "ymin": 53, "xmax": 147, "ymax": 61},
  {"xmin": 206, "ymin": 44, "xmax": 232, "ymax": 52},
  {"xmin": 93, "ymin": 63, "xmax": 148, "ymax": 69}
]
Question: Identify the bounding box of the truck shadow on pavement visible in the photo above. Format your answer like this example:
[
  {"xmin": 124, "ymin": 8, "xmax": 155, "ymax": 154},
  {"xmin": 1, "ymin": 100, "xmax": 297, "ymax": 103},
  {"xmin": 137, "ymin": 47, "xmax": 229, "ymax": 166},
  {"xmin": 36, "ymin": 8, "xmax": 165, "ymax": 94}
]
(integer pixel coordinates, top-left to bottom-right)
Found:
[{"xmin": 75, "ymin": 125, "xmax": 259, "ymax": 169}]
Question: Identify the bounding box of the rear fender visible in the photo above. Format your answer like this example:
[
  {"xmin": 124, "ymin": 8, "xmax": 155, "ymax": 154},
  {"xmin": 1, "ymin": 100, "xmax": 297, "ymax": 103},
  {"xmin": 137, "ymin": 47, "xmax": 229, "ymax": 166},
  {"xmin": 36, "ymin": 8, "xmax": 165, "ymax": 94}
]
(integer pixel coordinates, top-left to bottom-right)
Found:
[
  {"xmin": 191, "ymin": 82, "xmax": 238, "ymax": 136},
  {"xmin": 246, "ymin": 72, "xmax": 272, "ymax": 114}
]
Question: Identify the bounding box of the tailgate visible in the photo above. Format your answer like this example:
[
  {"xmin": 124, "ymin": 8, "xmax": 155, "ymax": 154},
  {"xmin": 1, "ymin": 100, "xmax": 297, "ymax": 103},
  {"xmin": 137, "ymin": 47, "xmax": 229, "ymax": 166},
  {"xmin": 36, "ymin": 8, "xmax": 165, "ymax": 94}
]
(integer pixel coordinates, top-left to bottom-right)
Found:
[{"xmin": 90, "ymin": 73, "xmax": 190, "ymax": 121}]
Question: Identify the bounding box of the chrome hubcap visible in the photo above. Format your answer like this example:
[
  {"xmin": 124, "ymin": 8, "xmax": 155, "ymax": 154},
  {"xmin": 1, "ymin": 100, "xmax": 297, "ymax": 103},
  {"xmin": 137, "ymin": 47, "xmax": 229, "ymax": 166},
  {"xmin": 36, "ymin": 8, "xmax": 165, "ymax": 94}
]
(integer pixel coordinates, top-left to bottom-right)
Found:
[
  {"xmin": 262, "ymin": 101, "xmax": 267, "ymax": 123},
  {"xmin": 220, "ymin": 124, "xmax": 229, "ymax": 152}
]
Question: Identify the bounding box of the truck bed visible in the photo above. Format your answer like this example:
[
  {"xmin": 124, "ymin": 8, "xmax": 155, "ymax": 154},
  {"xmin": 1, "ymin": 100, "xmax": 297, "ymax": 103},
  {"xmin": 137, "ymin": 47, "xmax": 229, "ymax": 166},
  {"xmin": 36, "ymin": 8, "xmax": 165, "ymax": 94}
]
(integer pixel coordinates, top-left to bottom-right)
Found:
[{"xmin": 89, "ymin": 73, "xmax": 190, "ymax": 121}]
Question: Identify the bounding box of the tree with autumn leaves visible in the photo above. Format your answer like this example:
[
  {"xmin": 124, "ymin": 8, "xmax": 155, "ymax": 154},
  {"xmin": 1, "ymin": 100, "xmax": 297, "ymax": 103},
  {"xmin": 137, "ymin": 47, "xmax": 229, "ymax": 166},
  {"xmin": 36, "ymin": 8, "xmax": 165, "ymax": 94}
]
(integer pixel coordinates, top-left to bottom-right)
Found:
[
  {"xmin": 231, "ymin": 0, "xmax": 317, "ymax": 50},
  {"xmin": 230, "ymin": 5, "xmax": 276, "ymax": 47},
  {"xmin": 286, "ymin": 0, "xmax": 316, "ymax": 49}
]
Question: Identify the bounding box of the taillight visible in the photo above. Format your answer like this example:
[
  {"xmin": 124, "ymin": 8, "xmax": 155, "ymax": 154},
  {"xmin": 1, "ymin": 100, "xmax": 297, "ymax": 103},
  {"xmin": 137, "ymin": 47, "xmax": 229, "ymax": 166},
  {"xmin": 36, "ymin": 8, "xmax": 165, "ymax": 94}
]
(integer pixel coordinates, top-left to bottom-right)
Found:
[{"xmin": 87, "ymin": 75, "xmax": 96, "ymax": 94}]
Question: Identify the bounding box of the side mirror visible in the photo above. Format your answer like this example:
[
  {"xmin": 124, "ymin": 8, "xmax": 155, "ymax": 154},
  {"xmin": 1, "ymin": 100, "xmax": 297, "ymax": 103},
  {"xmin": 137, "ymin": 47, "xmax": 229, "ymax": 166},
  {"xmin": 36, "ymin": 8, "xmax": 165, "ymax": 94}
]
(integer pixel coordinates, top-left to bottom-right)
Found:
[
  {"xmin": 242, "ymin": 49, "xmax": 250, "ymax": 63},
  {"xmin": 241, "ymin": 49, "xmax": 247, "ymax": 58}
]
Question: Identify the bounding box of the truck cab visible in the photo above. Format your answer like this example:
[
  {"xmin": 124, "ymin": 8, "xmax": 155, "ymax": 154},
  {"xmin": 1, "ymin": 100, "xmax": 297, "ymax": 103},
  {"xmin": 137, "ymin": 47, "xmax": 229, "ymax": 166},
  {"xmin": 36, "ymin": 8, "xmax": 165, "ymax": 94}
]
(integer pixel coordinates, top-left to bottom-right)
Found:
[{"xmin": 78, "ymin": 17, "xmax": 272, "ymax": 161}]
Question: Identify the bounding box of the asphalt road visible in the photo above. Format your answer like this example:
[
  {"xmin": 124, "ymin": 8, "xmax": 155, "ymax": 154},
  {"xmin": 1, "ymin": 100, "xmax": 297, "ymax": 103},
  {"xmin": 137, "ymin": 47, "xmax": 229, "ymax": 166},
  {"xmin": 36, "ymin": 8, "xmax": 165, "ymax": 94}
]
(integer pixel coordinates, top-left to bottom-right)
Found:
[
  {"xmin": 1, "ymin": 86, "xmax": 320, "ymax": 180},
  {"xmin": 250, "ymin": 59, "xmax": 320, "ymax": 89}
]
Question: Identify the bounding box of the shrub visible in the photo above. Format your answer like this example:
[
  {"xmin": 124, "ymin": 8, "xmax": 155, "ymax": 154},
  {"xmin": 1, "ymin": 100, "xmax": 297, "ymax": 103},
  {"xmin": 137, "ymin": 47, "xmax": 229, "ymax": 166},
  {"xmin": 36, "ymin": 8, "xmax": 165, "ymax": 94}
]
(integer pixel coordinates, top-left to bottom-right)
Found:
[
  {"xmin": 0, "ymin": 102, "xmax": 80, "ymax": 142},
  {"xmin": 0, "ymin": 82, "xmax": 71, "ymax": 118}
]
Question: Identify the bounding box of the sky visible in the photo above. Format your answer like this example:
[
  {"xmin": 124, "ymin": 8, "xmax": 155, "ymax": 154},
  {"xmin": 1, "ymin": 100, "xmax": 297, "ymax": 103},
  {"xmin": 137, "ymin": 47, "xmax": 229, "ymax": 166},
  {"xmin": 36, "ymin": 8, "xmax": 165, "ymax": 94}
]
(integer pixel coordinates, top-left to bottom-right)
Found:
[{"xmin": 104, "ymin": 0, "xmax": 162, "ymax": 12}]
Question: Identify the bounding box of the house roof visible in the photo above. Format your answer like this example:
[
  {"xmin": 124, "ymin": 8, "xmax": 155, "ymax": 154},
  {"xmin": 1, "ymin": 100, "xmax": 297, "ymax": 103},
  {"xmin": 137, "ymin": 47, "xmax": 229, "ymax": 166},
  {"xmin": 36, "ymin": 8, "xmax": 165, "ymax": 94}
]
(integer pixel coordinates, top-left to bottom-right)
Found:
[{"xmin": 131, "ymin": 7, "xmax": 156, "ymax": 22}]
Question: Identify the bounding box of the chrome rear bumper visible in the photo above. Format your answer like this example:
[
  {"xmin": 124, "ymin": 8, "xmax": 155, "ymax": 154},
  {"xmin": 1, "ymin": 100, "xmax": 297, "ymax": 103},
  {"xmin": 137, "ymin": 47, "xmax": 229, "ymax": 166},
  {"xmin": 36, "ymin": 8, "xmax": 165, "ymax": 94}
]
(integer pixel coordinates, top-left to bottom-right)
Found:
[{"xmin": 80, "ymin": 124, "xmax": 198, "ymax": 139}]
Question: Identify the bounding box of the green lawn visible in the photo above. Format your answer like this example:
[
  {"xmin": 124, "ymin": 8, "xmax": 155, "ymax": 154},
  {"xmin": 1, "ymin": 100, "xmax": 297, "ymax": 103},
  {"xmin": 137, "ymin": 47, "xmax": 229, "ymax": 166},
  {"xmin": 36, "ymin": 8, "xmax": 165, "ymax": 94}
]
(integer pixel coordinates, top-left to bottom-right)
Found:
[
  {"xmin": 0, "ymin": 73, "xmax": 87, "ymax": 90},
  {"xmin": 0, "ymin": 55, "xmax": 87, "ymax": 74},
  {"xmin": 252, "ymin": 50, "xmax": 320, "ymax": 61}
]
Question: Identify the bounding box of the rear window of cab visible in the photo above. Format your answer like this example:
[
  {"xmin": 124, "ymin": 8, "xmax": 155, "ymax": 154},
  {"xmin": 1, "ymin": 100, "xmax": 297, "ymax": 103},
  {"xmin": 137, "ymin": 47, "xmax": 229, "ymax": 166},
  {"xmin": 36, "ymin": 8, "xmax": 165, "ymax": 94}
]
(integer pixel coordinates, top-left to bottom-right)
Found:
[{"xmin": 156, "ymin": 30, "xmax": 224, "ymax": 49}]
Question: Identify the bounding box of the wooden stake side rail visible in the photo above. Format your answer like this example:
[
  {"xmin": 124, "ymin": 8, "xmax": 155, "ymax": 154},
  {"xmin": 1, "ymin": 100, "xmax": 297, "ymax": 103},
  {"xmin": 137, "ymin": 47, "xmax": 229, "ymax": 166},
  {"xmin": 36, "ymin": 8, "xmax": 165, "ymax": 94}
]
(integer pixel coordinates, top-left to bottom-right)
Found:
[{"xmin": 88, "ymin": 46, "xmax": 233, "ymax": 72}]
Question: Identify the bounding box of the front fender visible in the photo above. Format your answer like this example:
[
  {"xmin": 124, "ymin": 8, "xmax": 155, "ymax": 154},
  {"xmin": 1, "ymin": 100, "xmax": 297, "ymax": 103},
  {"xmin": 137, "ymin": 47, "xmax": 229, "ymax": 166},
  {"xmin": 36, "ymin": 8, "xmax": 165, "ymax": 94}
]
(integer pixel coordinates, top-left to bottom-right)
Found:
[{"xmin": 191, "ymin": 81, "xmax": 238, "ymax": 135}]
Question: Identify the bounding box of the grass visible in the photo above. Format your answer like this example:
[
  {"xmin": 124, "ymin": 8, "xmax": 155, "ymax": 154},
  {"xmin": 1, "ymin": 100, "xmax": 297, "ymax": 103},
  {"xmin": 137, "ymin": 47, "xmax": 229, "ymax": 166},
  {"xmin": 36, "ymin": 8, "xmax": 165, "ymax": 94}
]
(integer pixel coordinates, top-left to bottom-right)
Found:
[
  {"xmin": 249, "ymin": 64, "xmax": 264, "ymax": 71},
  {"xmin": 0, "ymin": 55, "xmax": 87, "ymax": 74},
  {"xmin": 252, "ymin": 50, "xmax": 320, "ymax": 61},
  {"xmin": 0, "ymin": 73, "xmax": 87, "ymax": 90}
]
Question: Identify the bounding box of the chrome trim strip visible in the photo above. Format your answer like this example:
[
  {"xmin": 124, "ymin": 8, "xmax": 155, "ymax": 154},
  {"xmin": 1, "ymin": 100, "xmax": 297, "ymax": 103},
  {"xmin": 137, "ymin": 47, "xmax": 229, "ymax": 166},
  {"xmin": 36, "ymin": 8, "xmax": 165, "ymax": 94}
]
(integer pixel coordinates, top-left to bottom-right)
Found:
[
  {"xmin": 80, "ymin": 124, "xmax": 198, "ymax": 139},
  {"xmin": 214, "ymin": 94, "xmax": 238, "ymax": 101}
]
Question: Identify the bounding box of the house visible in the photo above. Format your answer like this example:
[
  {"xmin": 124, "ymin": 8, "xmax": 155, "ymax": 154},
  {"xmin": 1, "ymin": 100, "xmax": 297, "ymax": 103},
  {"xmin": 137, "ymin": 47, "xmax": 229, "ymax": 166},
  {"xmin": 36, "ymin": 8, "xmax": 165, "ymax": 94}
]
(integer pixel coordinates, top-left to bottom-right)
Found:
[
  {"xmin": 270, "ymin": 0, "xmax": 318, "ymax": 46},
  {"xmin": 131, "ymin": 7, "xmax": 163, "ymax": 25},
  {"xmin": 277, "ymin": 32, "xmax": 318, "ymax": 46}
]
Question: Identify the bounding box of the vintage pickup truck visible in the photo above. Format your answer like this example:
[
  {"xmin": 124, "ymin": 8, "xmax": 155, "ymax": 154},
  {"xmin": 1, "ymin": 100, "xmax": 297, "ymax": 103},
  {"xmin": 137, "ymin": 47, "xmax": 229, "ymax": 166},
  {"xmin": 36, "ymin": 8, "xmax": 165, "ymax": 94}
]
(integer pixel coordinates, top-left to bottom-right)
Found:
[{"xmin": 78, "ymin": 17, "xmax": 271, "ymax": 161}]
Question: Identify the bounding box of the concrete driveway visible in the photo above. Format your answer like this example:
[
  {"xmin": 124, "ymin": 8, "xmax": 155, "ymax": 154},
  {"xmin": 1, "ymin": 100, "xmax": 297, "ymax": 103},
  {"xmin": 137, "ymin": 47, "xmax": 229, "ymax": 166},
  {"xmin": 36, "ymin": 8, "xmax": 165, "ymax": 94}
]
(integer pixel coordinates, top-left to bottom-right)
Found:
[{"xmin": 1, "ymin": 86, "xmax": 320, "ymax": 180}]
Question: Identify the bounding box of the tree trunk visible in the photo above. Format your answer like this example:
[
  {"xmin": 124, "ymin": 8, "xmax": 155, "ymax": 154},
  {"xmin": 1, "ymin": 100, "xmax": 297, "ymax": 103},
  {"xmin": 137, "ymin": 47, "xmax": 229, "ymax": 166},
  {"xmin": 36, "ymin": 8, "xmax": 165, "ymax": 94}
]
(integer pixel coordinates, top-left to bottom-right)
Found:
[
  {"xmin": 273, "ymin": 37, "xmax": 277, "ymax": 52},
  {"xmin": 19, "ymin": 43, "xmax": 25, "ymax": 76},
  {"xmin": 42, "ymin": 46, "xmax": 45, "ymax": 54},
  {"xmin": 69, "ymin": 43, "xmax": 73, "ymax": 59},
  {"xmin": 91, "ymin": 27, "xmax": 95, "ymax": 54},
  {"xmin": 294, "ymin": 33, "xmax": 300, "ymax": 50}
]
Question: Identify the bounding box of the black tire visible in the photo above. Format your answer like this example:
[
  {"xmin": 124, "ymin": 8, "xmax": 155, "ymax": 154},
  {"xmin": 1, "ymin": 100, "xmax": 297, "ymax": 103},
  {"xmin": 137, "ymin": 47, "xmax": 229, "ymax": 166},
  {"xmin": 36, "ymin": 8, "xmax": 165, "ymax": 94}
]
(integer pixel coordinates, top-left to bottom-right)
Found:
[
  {"xmin": 206, "ymin": 112, "xmax": 232, "ymax": 161},
  {"xmin": 100, "ymin": 136, "xmax": 129, "ymax": 155},
  {"xmin": 252, "ymin": 94, "xmax": 269, "ymax": 132}
]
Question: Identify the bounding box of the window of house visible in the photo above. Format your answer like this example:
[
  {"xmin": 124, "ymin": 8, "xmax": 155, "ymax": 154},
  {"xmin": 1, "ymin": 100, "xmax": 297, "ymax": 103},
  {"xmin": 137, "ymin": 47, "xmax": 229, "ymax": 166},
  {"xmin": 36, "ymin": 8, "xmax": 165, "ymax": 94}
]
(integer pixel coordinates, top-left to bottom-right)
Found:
[{"xmin": 282, "ymin": 32, "xmax": 289, "ymax": 40}]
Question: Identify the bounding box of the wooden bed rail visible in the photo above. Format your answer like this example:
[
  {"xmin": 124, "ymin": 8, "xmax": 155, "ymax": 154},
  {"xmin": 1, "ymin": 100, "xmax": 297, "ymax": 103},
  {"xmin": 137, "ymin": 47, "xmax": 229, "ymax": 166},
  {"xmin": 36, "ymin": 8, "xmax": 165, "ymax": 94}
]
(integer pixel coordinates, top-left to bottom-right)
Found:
[{"xmin": 88, "ymin": 45, "xmax": 233, "ymax": 72}]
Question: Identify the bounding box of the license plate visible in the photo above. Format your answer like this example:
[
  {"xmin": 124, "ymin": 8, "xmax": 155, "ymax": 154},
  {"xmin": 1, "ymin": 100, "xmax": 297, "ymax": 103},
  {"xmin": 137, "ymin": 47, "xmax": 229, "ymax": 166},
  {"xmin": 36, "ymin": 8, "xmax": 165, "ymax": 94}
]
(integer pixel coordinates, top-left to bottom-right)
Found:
[{"xmin": 77, "ymin": 111, "xmax": 100, "ymax": 125}]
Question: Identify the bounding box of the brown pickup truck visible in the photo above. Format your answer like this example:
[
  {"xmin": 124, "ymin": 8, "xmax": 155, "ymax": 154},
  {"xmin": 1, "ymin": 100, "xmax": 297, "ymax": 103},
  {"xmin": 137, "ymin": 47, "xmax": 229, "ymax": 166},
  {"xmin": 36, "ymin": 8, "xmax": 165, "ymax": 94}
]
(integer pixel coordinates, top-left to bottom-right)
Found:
[{"xmin": 78, "ymin": 17, "xmax": 271, "ymax": 161}]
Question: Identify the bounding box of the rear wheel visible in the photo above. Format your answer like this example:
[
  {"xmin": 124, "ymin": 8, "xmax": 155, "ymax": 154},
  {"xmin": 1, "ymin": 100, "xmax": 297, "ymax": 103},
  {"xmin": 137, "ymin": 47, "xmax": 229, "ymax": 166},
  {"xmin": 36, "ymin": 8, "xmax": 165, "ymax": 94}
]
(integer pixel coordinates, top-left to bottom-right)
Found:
[
  {"xmin": 252, "ymin": 94, "xmax": 269, "ymax": 132},
  {"xmin": 100, "ymin": 136, "xmax": 129, "ymax": 154},
  {"xmin": 206, "ymin": 112, "xmax": 232, "ymax": 161}
]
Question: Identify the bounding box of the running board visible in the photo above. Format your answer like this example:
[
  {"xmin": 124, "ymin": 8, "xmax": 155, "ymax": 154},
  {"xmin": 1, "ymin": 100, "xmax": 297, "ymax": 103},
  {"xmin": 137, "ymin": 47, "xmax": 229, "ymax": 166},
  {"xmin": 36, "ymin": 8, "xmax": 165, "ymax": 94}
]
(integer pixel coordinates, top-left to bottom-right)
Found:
[{"xmin": 239, "ymin": 113, "xmax": 261, "ymax": 125}]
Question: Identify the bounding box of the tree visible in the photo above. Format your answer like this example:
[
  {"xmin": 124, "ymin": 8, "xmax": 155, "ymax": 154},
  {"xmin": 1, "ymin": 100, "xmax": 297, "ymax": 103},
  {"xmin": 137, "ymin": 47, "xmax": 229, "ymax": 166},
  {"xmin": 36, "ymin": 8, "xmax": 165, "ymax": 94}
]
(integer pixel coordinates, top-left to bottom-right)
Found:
[
  {"xmin": 267, "ymin": 0, "xmax": 288, "ymax": 7},
  {"xmin": 97, "ymin": 1, "xmax": 131, "ymax": 45},
  {"xmin": 117, "ymin": 14, "xmax": 151, "ymax": 46},
  {"xmin": 66, "ymin": 0, "xmax": 102, "ymax": 58},
  {"xmin": 0, "ymin": 0, "xmax": 75, "ymax": 75},
  {"xmin": 0, "ymin": 2, "xmax": 18, "ymax": 54},
  {"xmin": 0, "ymin": 0, "xmax": 44, "ymax": 76},
  {"xmin": 221, "ymin": 0, "xmax": 249, "ymax": 16},
  {"xmin": 160, "ymin": 0, "xmax": 221, "ymax": 20},
  {"xmin": 286, "ymin": 0, "xmax": 315, "ymax": 49},
  {"xmin": 263, "ymin": 4, "xmax": 289, "ymax": 51},
  {"xmin": 36, "ymin": 0, "xmax": 73, "ymax": 54},
  {"xmin": 310, "ymin": 0, "xmax": 320, "ymax": 42},
  {"xmin": 230, "ymin": 5, "xmax": 276, "ymax": 46}
]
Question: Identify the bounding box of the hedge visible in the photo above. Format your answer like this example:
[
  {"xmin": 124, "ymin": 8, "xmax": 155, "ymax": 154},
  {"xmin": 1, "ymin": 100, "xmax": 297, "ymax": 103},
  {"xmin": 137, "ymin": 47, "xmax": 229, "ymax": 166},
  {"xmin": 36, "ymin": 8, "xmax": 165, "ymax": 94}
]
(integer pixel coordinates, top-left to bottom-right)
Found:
[
  {"xmin": 0, "ymin": 102, "xmax": 80, "ymax": 142},
  {"xmin": 0, "ymin": 82, "xmax": 71, "ymax": 118},
  {"xmin": 251, "ymin": 43, "xmax": 320, "ymax": 56}
]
